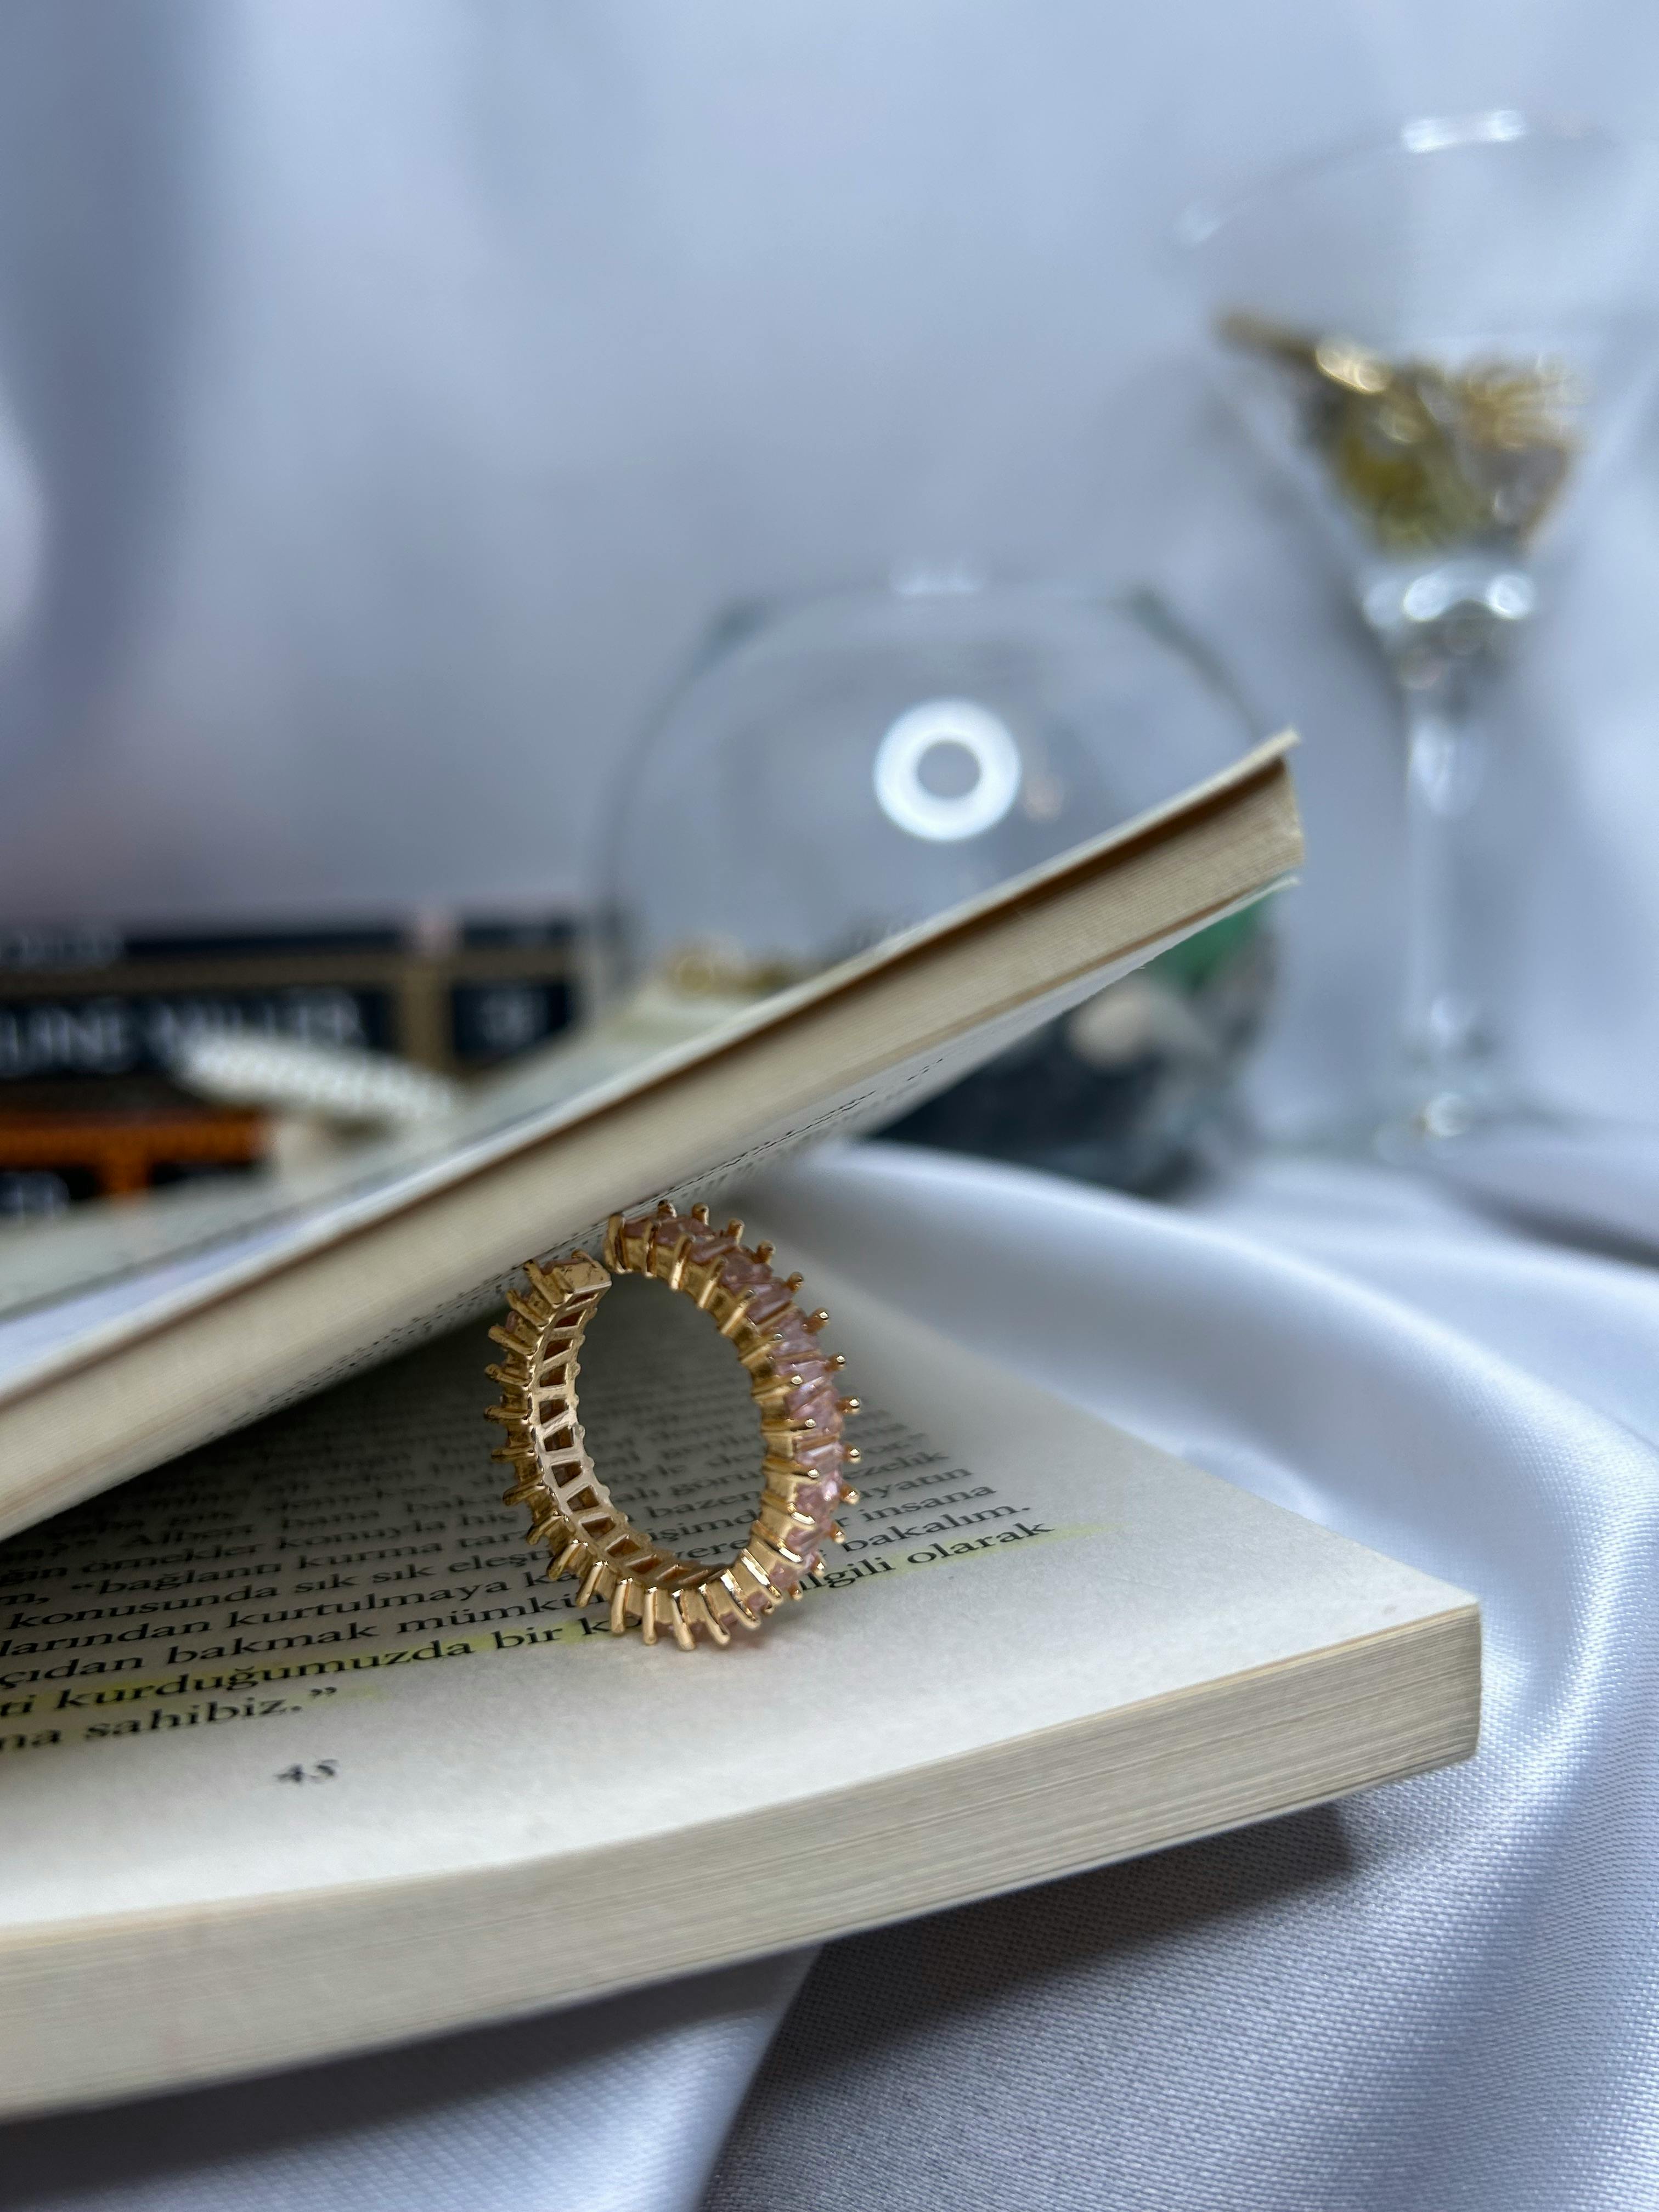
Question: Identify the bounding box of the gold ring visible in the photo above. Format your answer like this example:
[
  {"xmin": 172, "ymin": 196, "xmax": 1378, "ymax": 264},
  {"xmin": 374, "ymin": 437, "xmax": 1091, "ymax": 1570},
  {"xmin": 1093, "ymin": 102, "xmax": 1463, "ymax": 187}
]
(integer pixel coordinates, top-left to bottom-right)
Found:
[{"xmin": 484, "ymin": 1200, "xmax": 861, "ymax": 1648}]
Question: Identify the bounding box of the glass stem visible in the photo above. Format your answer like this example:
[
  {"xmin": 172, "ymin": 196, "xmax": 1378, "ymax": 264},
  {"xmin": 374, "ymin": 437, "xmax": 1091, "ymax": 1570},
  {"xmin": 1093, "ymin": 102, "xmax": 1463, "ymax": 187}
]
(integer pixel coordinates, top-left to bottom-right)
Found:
[{"xmin": 1396, "ymin": 648, "xmax": 1498, "ymax": 1132}]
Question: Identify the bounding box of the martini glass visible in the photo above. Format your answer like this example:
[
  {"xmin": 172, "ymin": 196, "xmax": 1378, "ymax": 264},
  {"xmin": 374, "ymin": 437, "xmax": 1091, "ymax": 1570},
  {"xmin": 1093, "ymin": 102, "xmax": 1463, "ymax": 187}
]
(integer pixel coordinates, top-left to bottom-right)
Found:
[{"xmin": 1180, "ymin": 114, "xmax": 1659, "ymax": 1153}]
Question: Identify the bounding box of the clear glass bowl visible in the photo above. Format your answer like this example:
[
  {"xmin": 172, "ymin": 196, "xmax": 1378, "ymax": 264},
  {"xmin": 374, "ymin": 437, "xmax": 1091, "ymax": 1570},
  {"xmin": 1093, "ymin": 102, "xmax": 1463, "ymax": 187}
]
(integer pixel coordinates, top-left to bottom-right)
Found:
[{"xmin": 605, "ymin": 577, "xmax": 1274, "ymax": 1189}]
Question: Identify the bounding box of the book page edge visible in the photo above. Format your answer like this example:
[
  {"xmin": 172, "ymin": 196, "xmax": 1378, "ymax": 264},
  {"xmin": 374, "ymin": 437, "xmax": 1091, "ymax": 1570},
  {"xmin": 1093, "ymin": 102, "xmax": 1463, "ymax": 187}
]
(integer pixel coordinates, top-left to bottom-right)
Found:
[{"xmin": 0, "ymin": 1598, "xmax": 1478, "ymax": 2117}]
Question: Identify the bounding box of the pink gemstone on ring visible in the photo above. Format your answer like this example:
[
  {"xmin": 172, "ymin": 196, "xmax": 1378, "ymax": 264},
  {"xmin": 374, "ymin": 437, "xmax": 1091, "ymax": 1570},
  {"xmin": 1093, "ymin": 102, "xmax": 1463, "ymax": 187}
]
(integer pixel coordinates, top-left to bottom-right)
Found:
[
  {"xmin": 781, "ymin": 1356, "xmax": 832, "ymax": 1400},
  {"xmin": 691, "ymin": 1224, "xmax": 735, "ymax": 1260},
  {"xmin": 768, "ymin": 1311, "xmax": 821, "ymax": 1359},
  {"xmin": 793, "ymin": 1474, "xmax": 842, "ymax": 1520},
  {"xmin": 786, "ymin": 1376, "xmax": 842, "ymax": 1434},
  {"xmin": 775, "ymin": 1543, "xmax": 820, "ymax": 1588},
  {"xmin": 720, "ymin": 1251, "xmax": 791, "ymax": 1319}
]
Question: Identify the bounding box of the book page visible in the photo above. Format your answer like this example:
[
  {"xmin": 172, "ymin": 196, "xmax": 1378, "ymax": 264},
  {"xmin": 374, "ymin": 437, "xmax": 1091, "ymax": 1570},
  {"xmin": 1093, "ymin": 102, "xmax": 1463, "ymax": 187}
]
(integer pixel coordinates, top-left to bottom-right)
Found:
[
  {"xmin": 0, "ymin": 1273, "xmax": 1054, "ymax": 1771},
  {"xmin": 0, "ymin": 1226, "xmax": 1466, "ymax": 1939}
]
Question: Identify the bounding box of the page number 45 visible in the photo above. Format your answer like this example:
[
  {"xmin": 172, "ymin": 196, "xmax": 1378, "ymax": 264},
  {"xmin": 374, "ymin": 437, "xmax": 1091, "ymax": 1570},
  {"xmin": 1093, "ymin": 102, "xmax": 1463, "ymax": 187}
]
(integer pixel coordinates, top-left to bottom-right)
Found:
[{"xmin": 276, "ymin": 1760, "xmax": 338, "ymax": 1785}]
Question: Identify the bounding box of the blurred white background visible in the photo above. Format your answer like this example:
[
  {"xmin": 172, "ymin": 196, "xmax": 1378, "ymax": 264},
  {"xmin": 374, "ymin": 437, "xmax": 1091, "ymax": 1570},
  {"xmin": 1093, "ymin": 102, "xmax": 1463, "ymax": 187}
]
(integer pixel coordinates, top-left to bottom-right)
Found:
[{"xmin": 1, "ymin": 0, "xmax": 1657, "ymax": 1133}]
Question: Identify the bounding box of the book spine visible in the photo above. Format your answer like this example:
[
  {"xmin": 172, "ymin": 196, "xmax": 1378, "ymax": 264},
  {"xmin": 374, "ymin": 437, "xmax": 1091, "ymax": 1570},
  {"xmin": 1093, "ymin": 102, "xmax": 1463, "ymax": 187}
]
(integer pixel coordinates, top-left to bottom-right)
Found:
[
  {"xmin": 0, "ymin": 920, "xmax": 589, "ymax": 1210},
  {"xmin": 0, "ymin": 951, "xmax": 580, "ymax": 1080},
  {"xmin": 0, "ymin": 989, "xmax": 397, "ymax": 1081}
]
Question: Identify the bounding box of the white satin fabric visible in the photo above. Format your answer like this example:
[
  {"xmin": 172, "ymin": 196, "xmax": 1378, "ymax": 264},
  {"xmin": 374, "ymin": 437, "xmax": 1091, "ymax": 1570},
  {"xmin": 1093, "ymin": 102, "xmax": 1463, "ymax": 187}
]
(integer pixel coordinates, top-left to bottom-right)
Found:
[
  {"xmin": 701, "ymin": 1146, "xmax": 1659, "ymax": 2211},
  {"xmin": 10, "ymin": 1138, "xmax": 1659, "ymax": 2211},
  {"xmin": 0, "ymin": 1957, "xmax": 810, "ymax": 2212}
]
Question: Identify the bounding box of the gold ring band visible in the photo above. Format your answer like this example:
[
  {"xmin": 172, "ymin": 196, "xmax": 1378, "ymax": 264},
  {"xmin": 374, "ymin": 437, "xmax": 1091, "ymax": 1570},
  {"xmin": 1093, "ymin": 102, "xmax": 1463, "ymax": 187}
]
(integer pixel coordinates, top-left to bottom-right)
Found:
[{"xmin": 485, "ymin": 1200, "xmax": 861, "ymax": 1648}]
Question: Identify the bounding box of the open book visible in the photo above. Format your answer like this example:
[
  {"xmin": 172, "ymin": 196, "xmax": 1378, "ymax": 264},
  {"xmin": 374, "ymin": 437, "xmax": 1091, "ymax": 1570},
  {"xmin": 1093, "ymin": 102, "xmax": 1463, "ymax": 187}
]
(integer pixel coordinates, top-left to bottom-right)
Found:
[
  {"xmin": 0, "ymin": 735, "xmax": 1301, "ymax": 1543},
  {"xmin": 0, "ymin": 1227, "xmax": 1478, "ymax": 2117}
]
